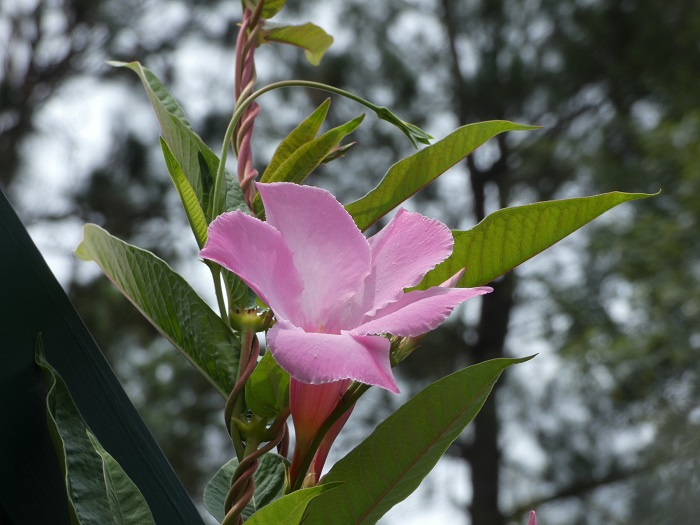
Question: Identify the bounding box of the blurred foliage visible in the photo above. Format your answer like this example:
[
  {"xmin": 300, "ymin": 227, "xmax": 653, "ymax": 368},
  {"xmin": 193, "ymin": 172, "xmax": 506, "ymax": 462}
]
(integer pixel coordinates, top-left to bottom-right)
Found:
[{"xmin": 2, "ymin": 0, "xmax": 699, "ymax": 524}]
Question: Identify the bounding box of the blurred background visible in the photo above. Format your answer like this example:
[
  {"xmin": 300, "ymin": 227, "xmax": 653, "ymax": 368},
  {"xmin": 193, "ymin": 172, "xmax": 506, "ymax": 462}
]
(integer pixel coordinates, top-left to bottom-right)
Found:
[{"xmin": 2, "ymin": 0, "xmax": 699, "ymax": 523}]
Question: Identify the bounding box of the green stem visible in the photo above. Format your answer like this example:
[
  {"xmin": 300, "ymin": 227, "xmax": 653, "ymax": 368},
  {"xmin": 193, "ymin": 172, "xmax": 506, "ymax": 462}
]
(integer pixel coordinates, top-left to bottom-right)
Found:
[
  {"xmin": 290, "ymin": 382, "xmax": 370, "ymax": 492},
  {"xmin": 212, "ymin": 79, "xmax": 391, "ymax": 217}
]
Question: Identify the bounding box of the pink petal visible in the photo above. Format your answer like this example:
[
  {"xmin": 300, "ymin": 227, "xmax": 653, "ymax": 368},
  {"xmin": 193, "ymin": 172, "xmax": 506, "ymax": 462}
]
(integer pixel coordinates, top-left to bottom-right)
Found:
[
  {"xmin": 200, "ymin": 211, "xmax": 304, "ymax": 323},
  {"xmin": 362, "ymin": 209, "xmax": 454, "ymax": 316},
  {"xmin": 288, "ymin": 379, "xmax": 352, "ymax": 485},
  {"xmin": 528, "ymin": 511, "xmax": 537, "ymax": 525},
  {"xmin": 350, "ymin": 286, "xmax": 493, "ymax": 338},
  {"xmin": 267, "ymin": 320, "xmax": 399, "ymax": 393},
  {"xmin": 257, "ymin": 183, "xmax": 371, "ymax": 332}
]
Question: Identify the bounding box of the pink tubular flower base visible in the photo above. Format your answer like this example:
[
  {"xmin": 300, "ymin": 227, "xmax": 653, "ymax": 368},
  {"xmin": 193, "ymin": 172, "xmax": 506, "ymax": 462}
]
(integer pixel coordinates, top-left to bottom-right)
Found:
[{"xmin": 201, "ymin": 182, "xmax": 492, "ymax": 484}]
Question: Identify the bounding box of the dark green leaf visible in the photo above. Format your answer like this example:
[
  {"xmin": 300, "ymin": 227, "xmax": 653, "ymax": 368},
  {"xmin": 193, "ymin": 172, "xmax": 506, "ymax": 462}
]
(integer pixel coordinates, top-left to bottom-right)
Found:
[
  {"xmin": 87, "ymin": 432, "xmax": 157, "ymax": 525},
  {"xmin": 109, "ymin": 61, "xmax": 246, "ymax": 219},
  {"xmin": 420, "ymin": 191, "xmax": 658, "ymax": 289},
  {"xmin": 263, "ymin": 23, "xmax": 333, "ymax": 66},
  {"xmin": 204, "ymin": 453, "xmax": 289, "ymax": 523},
  {"xmin": 75, "ymin": 224, "xmax": 239, "ymax": 397},
  {"xmin": 246, "ymin": 352, "xmax": 290, "ymax": 419},
  {"xmin": 304, "ymin": 357, "xmax": 532, "ymax": 524},
  {"xmin": 36, "ymin": 339, "xmax": 155, "ymax": 525},
  {"xmin": 345, "ymin": 121, "xmax": 538, "ymax": 231}
]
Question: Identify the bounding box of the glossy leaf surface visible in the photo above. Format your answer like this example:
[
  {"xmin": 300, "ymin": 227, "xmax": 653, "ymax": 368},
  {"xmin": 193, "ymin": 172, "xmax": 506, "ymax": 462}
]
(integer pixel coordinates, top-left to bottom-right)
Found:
[
  {"xmin": 419, "ymin": 191, "xmax": 657, "ymax": 288},
  {"xmin": 75, "ymin": 224, "xmax": 239, "ymax": 397},
  {"xmin": 304, "ymin": 357, "xmax": 532, "ymax": 524},
  {"xmin": 346, "ymin": 121, "xmax": 537, "ymax": 231}
]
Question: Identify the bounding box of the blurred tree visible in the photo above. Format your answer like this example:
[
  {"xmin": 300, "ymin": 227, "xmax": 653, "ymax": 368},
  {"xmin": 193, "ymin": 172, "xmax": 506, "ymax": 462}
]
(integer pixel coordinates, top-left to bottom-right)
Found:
[
  {"xmin": 278, "ymin": 0, "xmax": 700, "ymax": 524},
  {"xmin": 4, "ymin": 0, "xmax": 698, "ymax": 523}
]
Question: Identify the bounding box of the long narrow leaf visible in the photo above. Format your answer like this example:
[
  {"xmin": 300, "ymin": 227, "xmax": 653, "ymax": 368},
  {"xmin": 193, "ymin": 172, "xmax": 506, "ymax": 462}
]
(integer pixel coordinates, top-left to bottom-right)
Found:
[
  {"xmin": 345, "ymin": 121, "xmax": 537, "ymax": 231},
  {"xmin": 160, "ymin": 138, "xmax": 209, "ymax": 248},
  {"xmin": 36, "ymin": 339, "xmax": 156, "ymax": 525},
  {"xmin": 304, "ymin": 357, "xmax": 532, "ymax": 524},
  {"xmin": 420, "ymin": 191, "xmax": 658, "ymax": 289},
  {"xmin": 261, "ymin": 99, "xmax": 331, "ymax": 182},
  {"xmin": 110, "ymin": 61, "xmax": 246, "ymax": 219},
  {"xmin": 75, "ymin": 224, "xmax": 239, "ymax": 396},
  {"xmin": 253, "ymin": 115, "xmax": 364, "ymax": 216}
]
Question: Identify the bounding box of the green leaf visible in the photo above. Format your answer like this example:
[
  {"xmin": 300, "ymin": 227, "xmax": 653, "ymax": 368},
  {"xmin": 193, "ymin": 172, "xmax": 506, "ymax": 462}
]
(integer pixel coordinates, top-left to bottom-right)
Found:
[
  {"xmin": 263, "ymin": 23, "xmax": 333, "ymax": 66},
  {"xmin": 345, "ymin": 121, "xmax": 538, "ymax": 231},
  {"xmin": 204, "ymin": 453, "xmax": 289, "ymax": 523},
  {"xmin": 253, "ymin": 115, "xmax": 364, "ymax": 216},
  {"xmin": 109, "ymin": 61, "xmax": 246, "ymax": 219},
  {"xmin": 304, "ymin": 357, "xmax": 532, "ymax": 524},
  {"xmin": 259, "ymin": 0, "xmax": 286, "ymax": 19},
  {"xmin": 75, "ymin": 223, "xmax": 239, "ymax": 397},
  {"xmin": 246, "ymin": 352, "xmax": 290, "ymax": 419},
  {"xmin": 261, "ymin": 99, "xmax": 331, "ymax": 182},
  {"xmin": 160, "ymin": 138, "xmax": 209, "ymax": 248},
  {"xmin": 246, "ymin": 483, "xmax": 341, "ymax": 525},
  {"xmin": 420, "ymin": 191, "xmax": 659, "ymax": 289},
  {"xmin": 36, "ymin": 339, "xmax": 156, "ymax": 525},
  {"xmin": 87, "ymin": 432, "xmax": 157, "ymax": 525}
]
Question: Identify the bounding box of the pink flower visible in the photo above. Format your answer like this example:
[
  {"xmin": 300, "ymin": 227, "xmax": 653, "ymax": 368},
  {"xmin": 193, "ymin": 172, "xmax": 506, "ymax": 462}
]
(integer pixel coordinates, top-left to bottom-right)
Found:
[
  {"xmin": 201, "ymin": 182, "xmax": 492, "ymax": 483},
  {"xmin": 528, "ymin": 511, "xmax": 537, "ymax": 525}
]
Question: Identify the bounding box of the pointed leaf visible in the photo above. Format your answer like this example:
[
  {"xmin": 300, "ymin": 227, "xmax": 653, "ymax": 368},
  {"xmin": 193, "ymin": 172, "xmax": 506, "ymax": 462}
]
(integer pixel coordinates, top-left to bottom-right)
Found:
[
  {"xmin": 110, "ymin": 61, "xmax": 246, "ymax": 219},
  {"xmin": 253, "ymin": 115, "xmax": 364, "ymax": 216},
  {"xmin": 87, "ymin": 432, "xmax": 157, "ymax": 525},
  {"xmin": 246, "ymin": 483, "xmax": 341, "ymax": 525},
  {"xmin": 204, "ymin": 454, "xmax": 289, "ymax": 523},
  {"xmin": 263, "ymin": 23, "xmax": 333, "ymax": 66},
  {"xmin": 346, "ymin": 121, "xmax": 538, "ymax": 231},
  {"xmin": 36, "ymin": 339, "xmax": 155, "ymax": 525},
  {"xmin": 260, "ymin": 0, "xmax": 286, "ymax": 19},
  {"xmin": 75, "ymin": 224, "xmax": 239, "ymax": 396},
  {"xmin": 160, "ymin": 138, "xmax": 209, "ymax": 248},
  {"xmin": 261, "ymin": 99, "xmax": 331, "ymax": 182},
  {"xmin": 246, "ymin": 352, "xmax": 290, "ymax": 419},
  {"xmin": 420, "ymin": 191, "xmax": 658, "ymax": 289},
  {"xmin": 304, "ymin": 357, "xmax": 532, "ymax": 524}
]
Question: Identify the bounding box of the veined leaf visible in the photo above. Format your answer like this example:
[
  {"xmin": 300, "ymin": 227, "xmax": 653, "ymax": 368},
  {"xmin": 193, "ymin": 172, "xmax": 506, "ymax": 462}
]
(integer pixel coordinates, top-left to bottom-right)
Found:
[
  {"xmin": 75, "ymin": 224, "xmax": 239, "ymax": 397},
  {"xmin": 246, "ymin": 483, "xmax": 340, "ymax": 525},
  {"xmin": 261, "ymin": 99, "xmax": 331, "ymax": 182},
  {"xmin": 160, "ymin": 138, "xmax": 208, "ymax": 248},
  {"xmin": 262, "ymin": 22, "xmax": 333, "ymax": 66},
  {"xmin": 304, "ymin": 357, "xmax": 532, "ymax": 524},
  {"xmin": 246, "ymin": 352, "xmax": 290, "ymax": 419},
  {"xmin": 36, "ymin": 339, "xmax": 156, "ymax": 525},
  {"xmin": 110, "ymin": 61, "xmax": 246, "ymax": 219},
  {"xmin": 420, "ymin": 191, "xmax": 658, "ymax": 289},
  {"xmin": 253, "ymin": 115, "xmax": 364, "ymax": 216},
  {"xmin": 346, "ymin": 121, "xmax": 537, "ymax": 231},
  {"xmin": 204, "ymin": 454, "xmax": 289, "ymax": 523}
]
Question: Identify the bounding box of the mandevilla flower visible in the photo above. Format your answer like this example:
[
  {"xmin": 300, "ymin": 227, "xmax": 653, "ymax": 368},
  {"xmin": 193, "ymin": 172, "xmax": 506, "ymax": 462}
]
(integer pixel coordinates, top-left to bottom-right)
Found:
[{"xmin": 201, "ymin": 182, "xmax": 492, "ymax": 484}]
